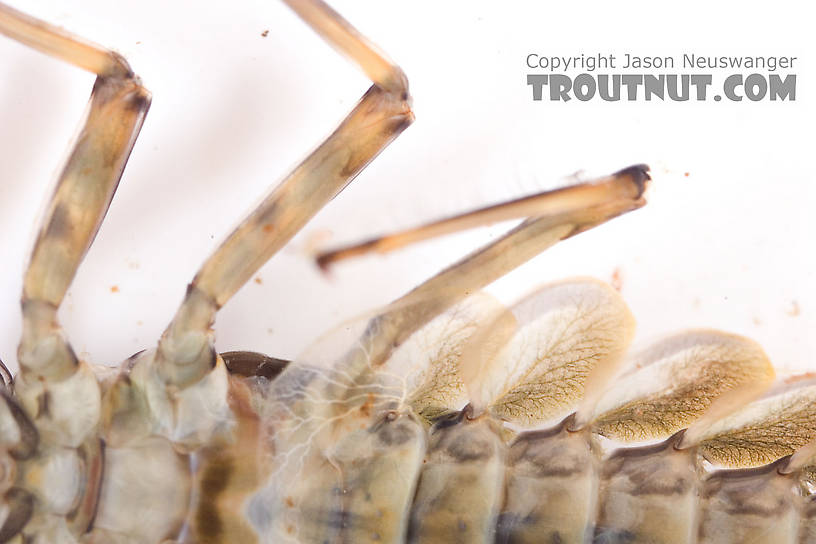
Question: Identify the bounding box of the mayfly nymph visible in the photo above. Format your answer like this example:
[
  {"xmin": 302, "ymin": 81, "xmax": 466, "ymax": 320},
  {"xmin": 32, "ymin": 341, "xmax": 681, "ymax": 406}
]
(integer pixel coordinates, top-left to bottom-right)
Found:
[{"xmin": 0, "ymin": 1, "xmax": 814, "ymax": 543}]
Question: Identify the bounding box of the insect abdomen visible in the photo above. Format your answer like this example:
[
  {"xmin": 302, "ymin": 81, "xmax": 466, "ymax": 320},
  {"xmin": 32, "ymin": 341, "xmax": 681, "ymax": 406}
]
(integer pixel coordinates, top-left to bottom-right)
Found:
[
  {"xmin": 408, "ymin": 412, "xmax": 505, "ymax": 543},
  {"xmin": 249, "ymin": 282, "xmax": 816, "ymax": 543},
  {"xmin": 497, "ymin": 423, "xmax": 598, "ymax": 543}
]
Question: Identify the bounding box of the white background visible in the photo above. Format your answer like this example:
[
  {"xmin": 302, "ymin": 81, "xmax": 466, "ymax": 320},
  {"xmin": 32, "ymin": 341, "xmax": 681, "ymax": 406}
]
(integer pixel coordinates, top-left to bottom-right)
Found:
[{"xmin": 0, "ymin": 1, "xmax": 812, "ymax": 377}]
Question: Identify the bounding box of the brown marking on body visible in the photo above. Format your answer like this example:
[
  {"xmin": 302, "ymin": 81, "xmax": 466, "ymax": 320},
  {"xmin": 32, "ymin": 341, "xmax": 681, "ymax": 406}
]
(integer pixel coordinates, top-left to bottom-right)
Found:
[
  {"xmin": 359, "ymin": 393, "xmax": 376, "ymax": 418},
  {"xmin": 195, "ymin": 453, "xmax": 232, "ymax": 539},
  {"xmin": 191, "ymin": 374, "xmax": 269, "ymax": 543},
  {"xmin": 44, "ymin": 203, "xmax": 71, "ymax": 239},
  {"xmin": 35, "ymin": 390, "xmax": 51, "ymax": 419}
]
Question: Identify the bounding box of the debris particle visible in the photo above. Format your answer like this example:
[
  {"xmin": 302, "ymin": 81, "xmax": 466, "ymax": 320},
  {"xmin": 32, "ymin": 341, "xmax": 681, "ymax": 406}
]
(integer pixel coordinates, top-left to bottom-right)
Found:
[
  {"xmin": 787, "ymin": 300, "xmax": 801, "ymax": 317},
  {"xmin": 261, "ymin": 30, "xmax": 269, "ymax": 37},
  {"xmin": 752, "ymin": 316, "xmax": 762, "ymax": 326},
  {"xmin": 110, "ymin": 285, "xmax": 119, "ymax": 293},
  {"xmin": 610, "ymin": 267, "xmax": 623, "ymax": 291},
  {"xmin": 254, "ymin": 277, "xmax": 263, "ymax": 285},
  {"xmin": 137, "ymin": 320, "xmax": 144, "ymax": 326},
  {"xmin": 684, "ymin": 172, "xmax": 690, "ymax": 177}
]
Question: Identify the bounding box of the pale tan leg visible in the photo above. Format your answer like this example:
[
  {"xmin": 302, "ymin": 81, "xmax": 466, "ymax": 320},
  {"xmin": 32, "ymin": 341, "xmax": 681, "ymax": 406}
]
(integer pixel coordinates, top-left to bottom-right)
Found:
[
  {"xmin": 317, "ymin": 165, "xmax": 649, "ymax": 269},
  {"xmin": 0, "ymin": 6, "xmax": 149, "ymax": 540},
  {"xmin": 333, "ymin": 165, "xmax": 649, "ymax": 369},
  {"xmin": 282, "ymin": 166, "xmax": 648, "ymax": 414},
  {"xmin": 0, "ymin": 3, "xmax": 152, "ymax": 382},
  {"xmin": 0, "ymin": 2, "xmax": 132, "ymax": 78},
  {"xmin": 0, "ymin": 2, "xmax": 149, "ymax": 454},
  {"xmin": 155, "ymin": 0, "xmax": 413, "ymax": 387},
  {"xmin": 281, "ymin": 0, "xmax": 408, "ymax": 94}
]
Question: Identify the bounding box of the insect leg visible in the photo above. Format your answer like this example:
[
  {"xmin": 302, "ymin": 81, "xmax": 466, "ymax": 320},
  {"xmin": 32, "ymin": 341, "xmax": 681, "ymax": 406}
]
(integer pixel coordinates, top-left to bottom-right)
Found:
[
  {"xmin": 95, "ymin": 5, "xmax": 413, "ymax": 539},
  {"xmin": 281, "ymin": 0, "xmax": 408, "ymax": 94},
  {"xmin": 0, "ymin": 2, "xmax": 133, "ymax": 78},
  {"xmin": 317, "ymin": 166, "xmax": 649, "ymax": 269},
  {"xmin": 153, "ymin": 0, "xmax": 413, "ymax": 388},
  {"xmin": 354, "ymin": 165, "xmax": 649, "ymax": 372},
  {"xmin": 0, "ymin": 2, "xmax": 150, "ymax": 446}
]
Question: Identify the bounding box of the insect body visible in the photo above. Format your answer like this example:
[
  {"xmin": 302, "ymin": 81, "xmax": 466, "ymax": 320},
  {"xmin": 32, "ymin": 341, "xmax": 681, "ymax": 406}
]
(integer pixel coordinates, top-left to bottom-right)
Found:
[{"xmin": 0, "ymin": 1, "xmax": 813, "ymax": 543}]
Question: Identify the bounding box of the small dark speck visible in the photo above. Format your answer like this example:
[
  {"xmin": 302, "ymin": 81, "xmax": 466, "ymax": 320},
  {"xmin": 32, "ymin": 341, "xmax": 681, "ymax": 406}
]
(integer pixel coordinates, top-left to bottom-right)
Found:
[
  {"xmin": 210, "ymin": 234, "xmax": 215, "ymax": 239},
  {"xmin": 261, "ymin": 30, "xmax": 269, "ymax": 37}
]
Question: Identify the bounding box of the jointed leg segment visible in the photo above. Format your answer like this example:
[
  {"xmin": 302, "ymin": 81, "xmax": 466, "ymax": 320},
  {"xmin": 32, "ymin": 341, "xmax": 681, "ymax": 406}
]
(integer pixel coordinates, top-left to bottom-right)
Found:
[
  {"xmin": 19, "ymin": 77, "xmax": 150, "ymax": 380},
  {"xmin": 0, "ymin": 2, "xmax": 133, "ymax": 78},
  {"xmin": 334, "ymin": 165, "xmax": 650, "ymax": 370},
  {"xmin": 0, "ymin": 1, "xmax": 150, "ymax": 445},
  {"xmin": 155, "ymin": 0, "xmax": 414, "ymax": 387}
]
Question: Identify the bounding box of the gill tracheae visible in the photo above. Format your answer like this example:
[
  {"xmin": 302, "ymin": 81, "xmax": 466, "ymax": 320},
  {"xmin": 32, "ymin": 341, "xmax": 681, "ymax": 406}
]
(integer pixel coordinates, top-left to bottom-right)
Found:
[{"xmin": 0, "ymin": 1, "xmax": 813, "ymax": 543}]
